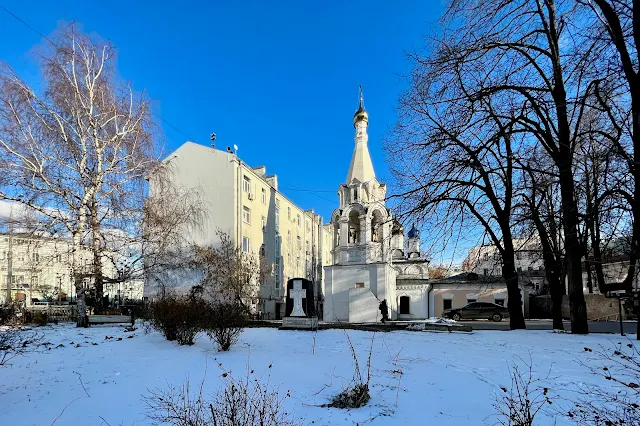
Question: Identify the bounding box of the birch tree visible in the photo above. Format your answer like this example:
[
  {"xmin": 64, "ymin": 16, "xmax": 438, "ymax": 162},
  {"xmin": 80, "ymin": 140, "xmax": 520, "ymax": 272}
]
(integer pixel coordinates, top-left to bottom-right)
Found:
[{"xmin": 0, "ymin": 25, "xmax": 161, "ymax": 325}]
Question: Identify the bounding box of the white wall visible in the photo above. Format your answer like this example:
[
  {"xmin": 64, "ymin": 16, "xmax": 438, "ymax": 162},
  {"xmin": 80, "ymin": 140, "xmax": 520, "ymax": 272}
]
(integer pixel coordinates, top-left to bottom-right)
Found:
[
  {"xmin": 323, "ymin": 262, "xmax": 397, "ymax": 322},
  {"xmin": 348, "ymin": 287, "xmax": 380, "ymax": 322}
]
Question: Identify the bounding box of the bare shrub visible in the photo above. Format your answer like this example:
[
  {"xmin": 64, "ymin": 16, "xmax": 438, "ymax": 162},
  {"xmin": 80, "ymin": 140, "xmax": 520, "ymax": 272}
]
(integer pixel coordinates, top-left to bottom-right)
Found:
[
  {"xmin": 144, "ymin": 360, "xmax": 298, "ymax": 426},
  {"xmin": 0, "ymin": 328, "xmax": 41, "ymax": 366},
  {"xmin": 204, "ymin": 302, "xmax": 247, "ymax": 352},
  {"xmin": 568, "ymin": 343, "xmax": 640, "ymax": 425},
  {"xmin": 150, "ymin": 294, "xmax": 204, "ymax": 345},
  {"xmin": 327, "ymin": 331, "xmax": 374, "ymax": 409},
  {"xmin": 493, "ymin": 360, "xmax": 555, "ymax": 426},
  {"xmin": 0, "ymin": 306, "xmax": 16, "ymax": 325}
]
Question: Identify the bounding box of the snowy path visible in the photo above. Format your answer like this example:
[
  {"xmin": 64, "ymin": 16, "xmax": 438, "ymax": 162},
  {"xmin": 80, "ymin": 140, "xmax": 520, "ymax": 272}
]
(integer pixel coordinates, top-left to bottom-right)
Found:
[{"xmin": 0, "ymin": 324, "xmax": 633, "ymax": 425}]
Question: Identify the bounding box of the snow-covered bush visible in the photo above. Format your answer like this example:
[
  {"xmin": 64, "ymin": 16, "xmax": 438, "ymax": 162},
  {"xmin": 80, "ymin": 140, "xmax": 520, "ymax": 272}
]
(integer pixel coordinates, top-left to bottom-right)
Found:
[
  {"xmin": 203, "ymin": 302, "xmax": 247, "ymax": 352},
  {"xmin": 144, "ymin": 361, "xmax": 298, "ymax": 426}
]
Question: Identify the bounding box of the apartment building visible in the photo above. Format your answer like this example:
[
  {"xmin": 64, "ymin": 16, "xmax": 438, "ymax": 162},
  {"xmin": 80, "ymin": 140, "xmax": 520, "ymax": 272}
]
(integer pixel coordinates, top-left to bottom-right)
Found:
[{"xmin": 148, "ymin": 142, "xmax": 332, "ymax": 318}]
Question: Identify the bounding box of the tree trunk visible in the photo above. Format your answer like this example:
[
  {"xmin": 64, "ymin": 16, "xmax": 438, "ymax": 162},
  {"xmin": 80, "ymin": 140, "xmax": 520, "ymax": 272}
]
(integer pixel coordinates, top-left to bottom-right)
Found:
[
  {"xmin": 556, "ymin": 152, "xmax": 589, "ymax": 333},
  {"xmin": 501, "ymin": 254, "xmax": 526, "ymax": 330},
  {"xmin": 90, "ymin": 201, "xmax": 104, "ymax": 314}
]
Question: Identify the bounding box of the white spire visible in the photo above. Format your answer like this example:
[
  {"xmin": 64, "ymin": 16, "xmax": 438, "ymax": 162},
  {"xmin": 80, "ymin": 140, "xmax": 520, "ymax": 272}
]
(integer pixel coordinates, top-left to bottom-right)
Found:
[{"xmin": 346, "ymin": 86, "xmax": 375, "ymax": 184}]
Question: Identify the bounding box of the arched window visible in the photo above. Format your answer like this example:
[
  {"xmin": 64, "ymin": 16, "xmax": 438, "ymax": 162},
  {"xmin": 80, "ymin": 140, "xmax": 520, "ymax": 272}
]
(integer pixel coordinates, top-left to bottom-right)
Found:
[
  {"xmin": 348, "ymin": 210, "xmax": 361, "ymax": 243},
  {"xmin": 399, "ymin": 296, "xmax": 410, "ymax": 315}
]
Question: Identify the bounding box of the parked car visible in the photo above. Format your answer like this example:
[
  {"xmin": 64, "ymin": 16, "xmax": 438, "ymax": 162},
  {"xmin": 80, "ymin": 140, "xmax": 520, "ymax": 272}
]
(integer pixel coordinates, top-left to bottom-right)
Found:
[{"xmin": 443, "ymin": 302, "xmax": 509, "ymax": 322}]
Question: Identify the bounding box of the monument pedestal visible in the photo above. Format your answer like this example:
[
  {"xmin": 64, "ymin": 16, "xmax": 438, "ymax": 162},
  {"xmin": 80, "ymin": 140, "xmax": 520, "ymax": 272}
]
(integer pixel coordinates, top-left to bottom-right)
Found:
[
  {"xmin": 280, "ymin": 278, "xmax": 319, "ymax": 330},
  {"xmin": 281, "ymin": 316, "xmax": 318, "ymax": 330}
]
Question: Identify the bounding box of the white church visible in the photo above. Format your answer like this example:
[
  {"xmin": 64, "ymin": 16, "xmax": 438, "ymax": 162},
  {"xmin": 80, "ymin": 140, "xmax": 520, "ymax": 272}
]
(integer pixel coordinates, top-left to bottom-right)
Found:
[{"xmin": 322, "ymin": 89, "xmax": 431, "ymax": 322}]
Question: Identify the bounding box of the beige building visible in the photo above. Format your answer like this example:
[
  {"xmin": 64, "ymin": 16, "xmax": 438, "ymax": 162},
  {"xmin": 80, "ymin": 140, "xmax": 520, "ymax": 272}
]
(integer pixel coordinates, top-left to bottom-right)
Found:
[
  {"xmin": 148, "ymin": 142, "xmax": 333, "ymax": 319},
  {"xmin": 0, "ymin": 232, "xmax": 142, "ymax": 306}
]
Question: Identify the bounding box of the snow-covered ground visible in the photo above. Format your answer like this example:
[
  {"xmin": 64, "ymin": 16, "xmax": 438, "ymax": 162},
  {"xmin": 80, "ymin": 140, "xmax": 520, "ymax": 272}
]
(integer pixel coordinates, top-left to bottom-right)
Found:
[{"xmin": 0, "ymin": 324, "xmax": 635, "ymax": 425}]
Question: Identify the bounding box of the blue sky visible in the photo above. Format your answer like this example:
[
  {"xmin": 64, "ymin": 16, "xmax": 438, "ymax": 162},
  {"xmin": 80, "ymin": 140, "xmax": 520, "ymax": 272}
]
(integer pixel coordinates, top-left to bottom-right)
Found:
[{"xmin": 0, "ymin": 1, "xmax": 468, "ymax": 261}]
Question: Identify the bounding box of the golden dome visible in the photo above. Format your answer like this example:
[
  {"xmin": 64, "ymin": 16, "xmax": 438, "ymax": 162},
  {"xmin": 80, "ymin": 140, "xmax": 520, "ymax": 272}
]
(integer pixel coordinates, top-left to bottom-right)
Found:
[{"xmin": 353, "ymin": 85, "xmax": 368, "ymax": 127}]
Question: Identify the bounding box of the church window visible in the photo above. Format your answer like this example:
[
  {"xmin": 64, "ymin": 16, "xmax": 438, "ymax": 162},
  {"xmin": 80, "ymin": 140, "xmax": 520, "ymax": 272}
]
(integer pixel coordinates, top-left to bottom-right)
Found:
[
  {"xmin": 355, "ymin": 282, "xmax": 364, "ymax": 288},
  {"xmin": 242, "ymin": 206, "xmax": 251, "ymax": 224},
  {"xmin": 443, "ymin": 299, "xmax": 452, "ymax": 310},
  {"xmin": 243, "ymin": 175, "xmax": 251, "ymax": 193},
  {"xmin": 399, "ymin": 296, "xmax": 410, "ymax": 314},
  {"xmin": 242, "ymin": 237, "xmax": 251, "ymax": 253},
  {"xmin": 261, "ymin": 188, "xmax": 266, "ymax": 204},
  {"xmin": 353, "ymin": 188, "xmax": 358, "ymax": 202}
]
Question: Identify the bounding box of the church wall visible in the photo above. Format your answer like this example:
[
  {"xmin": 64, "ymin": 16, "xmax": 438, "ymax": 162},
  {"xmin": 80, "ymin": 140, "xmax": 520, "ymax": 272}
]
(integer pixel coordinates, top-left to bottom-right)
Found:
[
  {"xmin": 396, "ymin": 281, "xmax": 431, "ymax": 320},
  {"xmin": 323, "ymin": 263, "xmax": 397, "ymax": 322},
  {"xmin": 348, "ymin": 287, "xmax": 380, "ymax": 322}
]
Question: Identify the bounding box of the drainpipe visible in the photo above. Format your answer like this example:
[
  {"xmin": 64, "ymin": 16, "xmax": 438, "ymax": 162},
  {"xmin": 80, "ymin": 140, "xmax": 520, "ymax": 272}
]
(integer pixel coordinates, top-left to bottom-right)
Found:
[{"xmin": 427, "ymin": 283, "xmax": 433, "ymax": 319}]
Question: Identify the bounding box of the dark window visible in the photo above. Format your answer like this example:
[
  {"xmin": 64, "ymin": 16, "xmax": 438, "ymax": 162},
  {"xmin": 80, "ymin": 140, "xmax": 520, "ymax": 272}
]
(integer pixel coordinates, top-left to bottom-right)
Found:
[
  {"xmin": 466, "ymin": 300, "xmax": 477, "ymax": 306},
  {"xmin": 495, "ymin": 299, "xmax": 505, "ymax": 306},
  {"xmin": 399, "ymin": 296, "xmax": 410, "ymax": 314},
  {"xmin": 483, "ymin": 269, "xmax": 488, "ymax": 276},
  {"xmin": 443, "ymin": 299, "xmax": 452, "ymax": 310},
  {"xmin": 355, "ymin": 282, "xmax": 364, "ymax": 288}
]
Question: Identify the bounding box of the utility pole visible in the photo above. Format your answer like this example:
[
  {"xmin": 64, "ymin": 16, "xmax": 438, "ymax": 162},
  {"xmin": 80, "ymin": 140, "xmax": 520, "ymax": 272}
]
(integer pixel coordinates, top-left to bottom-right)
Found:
[{"xmin": 5, "ymin": 205, "xmax": 13, "ymax": 305}]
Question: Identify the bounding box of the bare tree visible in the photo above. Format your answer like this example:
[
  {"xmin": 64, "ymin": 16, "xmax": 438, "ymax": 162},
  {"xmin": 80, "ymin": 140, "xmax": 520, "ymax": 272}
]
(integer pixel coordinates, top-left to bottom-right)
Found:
[
  {"xmin": 194, "ymin": 230, "xmax": 270, "ymax": 308},
  {"xmin": 0, "ymin": 25, "xmax": 162, "ymax": 325},
  {"xmin": 400, "ymin": 0, "xmax": 604, "ymax": 333},
  {"xmin": 389, "ymin": 73, "xmax": 528, "ymax": 329}
]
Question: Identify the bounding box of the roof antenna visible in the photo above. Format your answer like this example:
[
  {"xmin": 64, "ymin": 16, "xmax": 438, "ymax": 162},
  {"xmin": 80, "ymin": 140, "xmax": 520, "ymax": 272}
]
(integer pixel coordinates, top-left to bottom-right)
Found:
[{"xmin": 210, "ymin": 133, "xmax": 216, "ymax": 148}]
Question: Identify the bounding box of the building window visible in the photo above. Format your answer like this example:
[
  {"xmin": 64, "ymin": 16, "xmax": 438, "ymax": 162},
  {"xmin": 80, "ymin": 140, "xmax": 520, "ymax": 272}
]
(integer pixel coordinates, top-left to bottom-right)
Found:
[
  {"xmin": 443, "ymin": 299, "xmax": 452, "ymax": 310},
  {"xmin": 259, "ymin": 244, "xmax": 266, "ymax": 257},
  {"xmin": 399, "ymin": 296, "xmax": 410, "ymax": 314},
  {"xmin": 275, "ymin": 207, "xmax": 280, "ymax": 232},
  {"xmin": 296, "ymin": 235, "xmax": 301, "ymax": 249},
  {"xmin": 353, "ymin": 188, "xmax": 358, "ymax": 202},
  {"xmin": 355, "ymin": 282, "xmax": 365, "ymax": 288},
  {"xmin": 516, "ymin": 252, "xmax": 521, "ymax": 260},
  {"xmin": 494, "ymin": 299, "xmax": 505, "ymax": 306},
  {"xmin": 32, "ymin": 251, "xmax": 39, "ymax": 262},
  {"xmin": 242, "ymin": 206, "xmax": 251, "ymax": 224},
  {"xmin": 297, "ymin": 214, "xmax": 301, "ymax": 226},
  {"xmin": 243, "ymin": 175, "xmax": 251, "ymax": 192},
  {"xmin": 261, "ymin": 216, "xmax": 266, "ymax": 231},
  {"xmin": 242, "ymin": 237, "xmax": 251, "ymax": 253},
  {"xmin": 55, "ymin": 254, "xmax": 62, "ymax": 263},
  {"xmin": 261, "ymin": 188, "xmax": 266, "ymax": 204},
  {"xmin": 31, "ymin": 275, "xmax": 38, "ymax": 286},
  {"xmin": 296, "ymin": 256, "xmax": 300, "ymax": 268},
  {"xmin": 306, "ymin": 221, "xmax": 310, "ymax": 231},
  {"xmin": 287, "ymin": 231, "xmax": 291, "ymax": 246},
  {"xmin": 287, "ymin": 207, "xmax": 291, "ymax": 220},
  {"xmin": 483, "ymin": 252, "xmax": 488, "ymax": 261},
  {"xmin": 483, "ymin": 268, "xmax": 488, "ymax": 276}
]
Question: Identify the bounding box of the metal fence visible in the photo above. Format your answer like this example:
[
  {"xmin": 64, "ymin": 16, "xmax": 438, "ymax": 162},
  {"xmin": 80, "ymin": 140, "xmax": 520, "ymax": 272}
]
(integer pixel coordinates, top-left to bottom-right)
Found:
[{"xmin": 26, "ymin": 306, "xmax": 78, "ymax": 322}]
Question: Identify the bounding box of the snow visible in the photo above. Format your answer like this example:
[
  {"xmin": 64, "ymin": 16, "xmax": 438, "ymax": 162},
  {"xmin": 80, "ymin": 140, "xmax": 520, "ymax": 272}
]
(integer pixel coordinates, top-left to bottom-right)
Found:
[{"xmin": 0, "ymin": 323, "xmax": 635, "ymax": 425}]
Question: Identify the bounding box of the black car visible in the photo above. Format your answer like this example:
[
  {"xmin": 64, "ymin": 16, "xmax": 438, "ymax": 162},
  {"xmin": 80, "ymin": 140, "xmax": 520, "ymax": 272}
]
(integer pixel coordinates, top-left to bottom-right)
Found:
[{"xmin": 443, "ymin": 302, "xmax": 509, "ymax": 322}]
